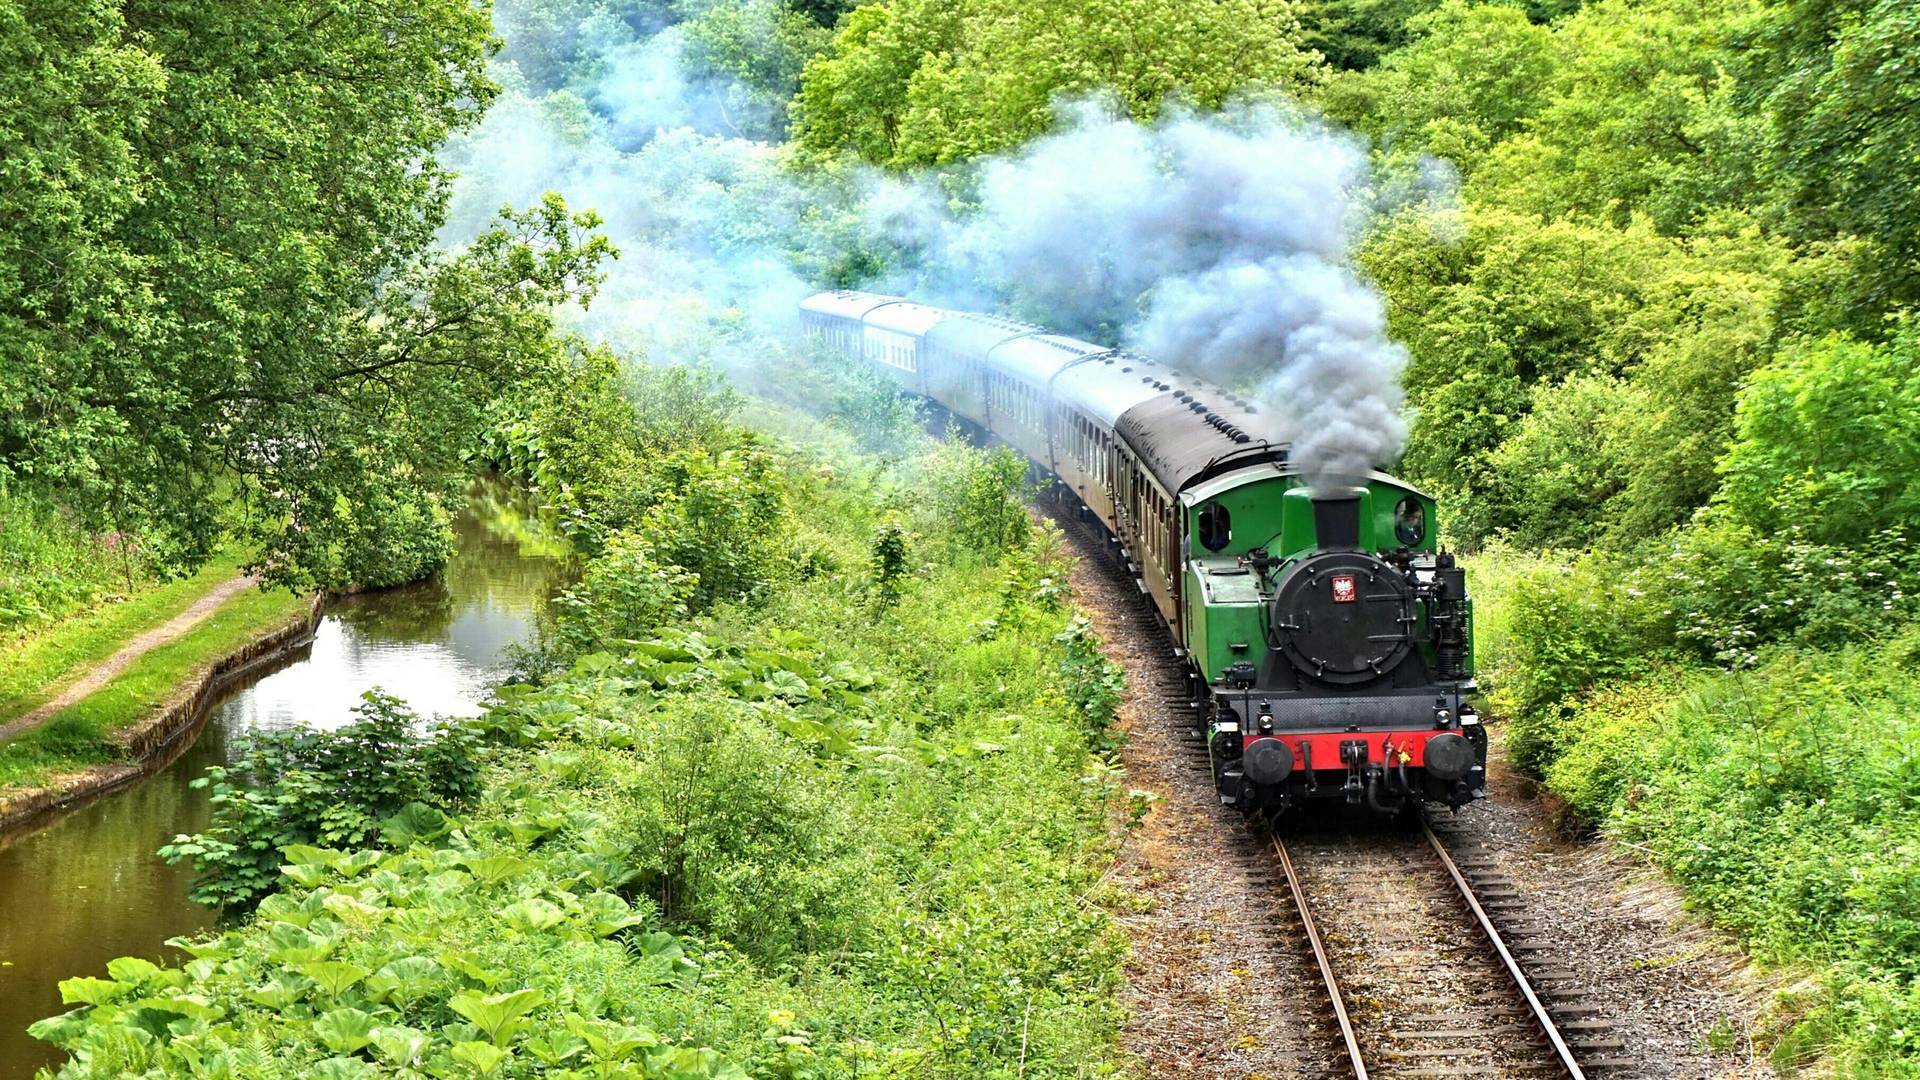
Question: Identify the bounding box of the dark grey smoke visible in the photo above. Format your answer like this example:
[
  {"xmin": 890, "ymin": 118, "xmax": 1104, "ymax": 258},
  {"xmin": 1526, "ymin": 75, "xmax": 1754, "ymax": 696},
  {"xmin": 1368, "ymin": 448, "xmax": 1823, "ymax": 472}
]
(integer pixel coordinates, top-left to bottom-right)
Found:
[{"xmin": 877, "ymin": 100, "xmax": 1418, "ymax": 478}]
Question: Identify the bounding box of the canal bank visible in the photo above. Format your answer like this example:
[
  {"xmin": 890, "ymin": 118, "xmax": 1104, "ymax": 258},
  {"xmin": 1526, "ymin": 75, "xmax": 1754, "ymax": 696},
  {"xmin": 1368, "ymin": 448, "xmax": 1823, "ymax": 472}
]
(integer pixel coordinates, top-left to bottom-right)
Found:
[{"xmin": 0, "ymin": 481, "xmax": 572, "ymax": 1078}]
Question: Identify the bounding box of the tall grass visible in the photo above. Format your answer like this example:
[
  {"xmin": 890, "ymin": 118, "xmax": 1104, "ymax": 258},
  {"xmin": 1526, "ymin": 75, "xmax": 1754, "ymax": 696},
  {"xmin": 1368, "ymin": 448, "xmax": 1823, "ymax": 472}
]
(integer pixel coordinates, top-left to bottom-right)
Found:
[{"xmin": 0, "ymin": 491, "xmax": 150, "ymax": 638}]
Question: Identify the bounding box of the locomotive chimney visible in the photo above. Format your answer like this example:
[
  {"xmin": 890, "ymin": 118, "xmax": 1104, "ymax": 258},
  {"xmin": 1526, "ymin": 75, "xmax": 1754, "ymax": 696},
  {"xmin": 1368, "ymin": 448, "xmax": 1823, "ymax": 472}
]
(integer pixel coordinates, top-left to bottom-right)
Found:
[{"xmin": 1308, "ymin": 486, "xmax": 1365, "ymax": 550}]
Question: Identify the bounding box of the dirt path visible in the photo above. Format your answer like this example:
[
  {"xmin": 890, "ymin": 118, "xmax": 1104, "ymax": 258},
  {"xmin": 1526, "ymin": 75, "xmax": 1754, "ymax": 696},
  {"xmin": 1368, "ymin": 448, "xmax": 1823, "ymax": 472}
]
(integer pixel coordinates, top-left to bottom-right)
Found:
[{"xmin": 0, "ymin": 574, "xmax": 255, "ymax": 743}]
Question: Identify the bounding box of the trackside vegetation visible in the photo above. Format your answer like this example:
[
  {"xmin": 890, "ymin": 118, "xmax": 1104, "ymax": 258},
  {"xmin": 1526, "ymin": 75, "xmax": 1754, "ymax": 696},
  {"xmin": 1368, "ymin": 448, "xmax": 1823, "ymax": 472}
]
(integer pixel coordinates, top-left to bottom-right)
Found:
[
  {"xmin": 31, "ymin": 359, "xmax": 1132, "ymax": 1078},
  {"xmin": 1467, "ymin": 314, "xmax": 1920, "ymax": 1074}
]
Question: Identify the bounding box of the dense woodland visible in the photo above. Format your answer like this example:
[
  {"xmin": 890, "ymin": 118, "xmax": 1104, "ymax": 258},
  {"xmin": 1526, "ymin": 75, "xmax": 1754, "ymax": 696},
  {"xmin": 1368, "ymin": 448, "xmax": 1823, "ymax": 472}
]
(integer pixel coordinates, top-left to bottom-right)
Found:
[{"xmin": 4, "ymin": 0, "xmax": 1920, "ymax": 1074}]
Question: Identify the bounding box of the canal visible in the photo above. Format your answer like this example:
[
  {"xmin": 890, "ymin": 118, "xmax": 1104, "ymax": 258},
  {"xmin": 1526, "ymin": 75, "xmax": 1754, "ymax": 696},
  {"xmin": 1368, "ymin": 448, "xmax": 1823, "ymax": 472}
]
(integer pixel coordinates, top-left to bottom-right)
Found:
[{"xmin": 0, "ymin": 481, "xmax": 571, "ymax": 1078}]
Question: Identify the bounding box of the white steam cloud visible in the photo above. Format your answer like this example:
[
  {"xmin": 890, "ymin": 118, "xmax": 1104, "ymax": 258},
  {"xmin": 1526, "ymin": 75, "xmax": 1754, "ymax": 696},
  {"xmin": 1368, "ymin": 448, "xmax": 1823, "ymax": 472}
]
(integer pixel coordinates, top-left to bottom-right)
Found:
[
  {"xmin": 442, "ymin": 4, "xmax": 1442, "ymax": 478},
  {"xmin": 879, "ymin": 101, "xmax": 1416, "ymax": 478}
]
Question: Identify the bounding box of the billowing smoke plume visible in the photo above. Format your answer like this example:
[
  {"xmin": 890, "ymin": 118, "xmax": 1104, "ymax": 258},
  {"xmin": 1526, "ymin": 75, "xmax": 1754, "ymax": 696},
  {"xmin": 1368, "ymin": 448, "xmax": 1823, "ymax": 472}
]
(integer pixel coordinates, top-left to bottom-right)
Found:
[
  {"xmin": 880, "ymin": 102, "xmax": 1415, "ymax": 478},
  {"xmin": 441, "ymin": 3, "xmax": 1440, "ymax": 477}
]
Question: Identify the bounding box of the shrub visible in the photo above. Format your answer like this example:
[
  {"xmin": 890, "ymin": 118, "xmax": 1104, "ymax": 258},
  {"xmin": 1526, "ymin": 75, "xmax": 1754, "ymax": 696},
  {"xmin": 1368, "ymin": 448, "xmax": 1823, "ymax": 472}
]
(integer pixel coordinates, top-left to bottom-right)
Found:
[
  {"xmin": 922, "ymin": 439, "xmax": 1032, "ymax": 563},
  {"xmin": 158, "ymin": 691, "xmax": 481, "ymax": 910},
  {"xmin": 1492, "ymin": 551, "xmax": 1664, "ymax": 772},
  {"xmin": 1717, "ymin": 325, "xmax": 1920, "ymax": 546},
  {"xmin": 0, "ymin": 489, "xmax": 151, "ymax": 635}
]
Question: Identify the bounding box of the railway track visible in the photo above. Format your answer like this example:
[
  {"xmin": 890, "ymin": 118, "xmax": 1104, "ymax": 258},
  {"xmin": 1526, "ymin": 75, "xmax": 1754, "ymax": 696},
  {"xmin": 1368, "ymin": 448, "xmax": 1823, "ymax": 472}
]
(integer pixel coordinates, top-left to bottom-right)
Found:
[
  {"xmin": 1046, "ymin": 492, "xmax": 1630, "ymax": 1079},
  {"xmin": 1271, "ymin": 819, "xmax": 1623, "ymax": 1078}
]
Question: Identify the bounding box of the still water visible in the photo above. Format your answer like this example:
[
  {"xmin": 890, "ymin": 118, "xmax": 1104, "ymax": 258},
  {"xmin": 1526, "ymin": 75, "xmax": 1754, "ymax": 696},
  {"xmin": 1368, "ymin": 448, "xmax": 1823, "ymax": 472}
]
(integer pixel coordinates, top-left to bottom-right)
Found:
[{"xmin": 0, "ymin": 481, "xmax": 571, "ymax": 1078}]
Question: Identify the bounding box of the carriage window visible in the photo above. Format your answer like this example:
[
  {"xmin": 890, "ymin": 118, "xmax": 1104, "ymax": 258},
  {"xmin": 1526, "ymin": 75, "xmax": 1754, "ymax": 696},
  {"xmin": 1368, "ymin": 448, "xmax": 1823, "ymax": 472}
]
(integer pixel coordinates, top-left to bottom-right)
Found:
[
  {"xmin": 1394, "ymin": 496, "xmax": 1426, "ymax": 546},
  {"xmin": 1197, "ymin": 502, "xmax": 1231, "ymax": 552}
]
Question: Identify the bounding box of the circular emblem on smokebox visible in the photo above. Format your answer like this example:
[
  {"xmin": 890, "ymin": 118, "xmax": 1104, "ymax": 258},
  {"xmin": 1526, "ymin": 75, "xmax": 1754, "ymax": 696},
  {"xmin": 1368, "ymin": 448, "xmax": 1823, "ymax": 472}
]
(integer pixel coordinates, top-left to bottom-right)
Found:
[{"xmin": 1270, "ymin": 551, "xmax": 1414, "ymax": 685}]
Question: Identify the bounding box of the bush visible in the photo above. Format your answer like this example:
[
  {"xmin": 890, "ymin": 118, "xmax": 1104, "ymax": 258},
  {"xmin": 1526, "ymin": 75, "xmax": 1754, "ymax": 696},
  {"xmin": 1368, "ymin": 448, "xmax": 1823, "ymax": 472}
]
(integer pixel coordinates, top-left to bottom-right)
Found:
[
  {"xmin": 921, "ymin": 439, "xmax": 1033, "ymax": 563},
  {"xmin": 544, "ymin": 529, "xmax": 698, "ymax": 658},
  {"xmin": 1492, "ymin": 551, "xmax": 1664, "ymax": 772},
  {"xmin": 0, "ymin": 489, "xmax": 150, "ymax": 635},
  {"xmin": 158, "ymin": 691, "xmax": 481, "ymax": 910},
  {"xmin": 1717, "ymin": 325, "xmax": 1920, "ymax": 546}
]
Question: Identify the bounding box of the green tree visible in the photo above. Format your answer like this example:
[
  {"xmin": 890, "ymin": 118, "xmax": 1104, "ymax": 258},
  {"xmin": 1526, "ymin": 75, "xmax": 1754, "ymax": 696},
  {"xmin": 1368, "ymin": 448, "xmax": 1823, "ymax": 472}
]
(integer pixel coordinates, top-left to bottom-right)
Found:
[
  {"xmin": 0, "ymin": 0, "xmax": 162, "ymax": 488},
  {"xmin": 1321, "ymin": 0, "xmax": 1557, "ymax": 173},
  {"xmin": 1746, "ymin": 0, "xmax": 1920, "ymax": 318},
  {"xmin": 1716, "ymin": 324, "xmax": 1920, "ymax": 545},
  {"xmin": 4, "ymin": 0, "xmax": 615, "ymax": 590},
  {"xmin": 1297, "ymin": 0, "xmax": 1445, "ymax": 70},
  {"xmin": 797, "ymin": 0, "xmax": 1322, "ymax": 167}
]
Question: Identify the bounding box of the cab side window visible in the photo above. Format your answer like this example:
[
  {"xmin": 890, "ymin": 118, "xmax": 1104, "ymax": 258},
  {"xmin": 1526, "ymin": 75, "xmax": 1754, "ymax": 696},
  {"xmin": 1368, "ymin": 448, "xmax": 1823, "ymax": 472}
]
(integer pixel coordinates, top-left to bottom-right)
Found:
[{"xmin": 1197, "ymin": 501, "xmax": 1231, "ymax": 552}]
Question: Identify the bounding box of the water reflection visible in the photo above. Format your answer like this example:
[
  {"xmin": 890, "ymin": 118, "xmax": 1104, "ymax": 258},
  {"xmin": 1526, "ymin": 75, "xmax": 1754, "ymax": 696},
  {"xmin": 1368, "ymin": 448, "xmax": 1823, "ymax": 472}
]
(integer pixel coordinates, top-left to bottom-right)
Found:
[{"xmin": 0, "ymin": 478, "xmax": 569, "ymax": 1078}]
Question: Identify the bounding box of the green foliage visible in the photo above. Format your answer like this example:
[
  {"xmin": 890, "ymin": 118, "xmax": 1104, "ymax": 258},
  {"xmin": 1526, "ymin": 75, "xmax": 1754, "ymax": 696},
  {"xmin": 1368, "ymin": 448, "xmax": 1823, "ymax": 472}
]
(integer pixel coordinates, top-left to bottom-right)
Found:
[
  {"xmin": 867, "ymin": 515, "xmax": 912, "ymax": 610},
  {"xmin": 546, "ymin": 530, "xmax": 699, "ymax": 655},
  {"xmin": 796, "ymin": 0, "xmax": 1322, "ymax": 166},
  {"xmin": 158, "ymin": 692, "xmax": 481, "ymax": 910},
  {"xmin": 0, "ymin": 491, "xmax": 151, "ymax": 636},
  {"xmin": 1055, "ymin": 615, "xmax": 1126, "ymax": 743},
  {"xmin": 921, "ymin": 440, "xmax": 1032, "ymax": 563},
  {"xmin": 1322, "ymin": 0, "xmax": 1557, "ymax": 170},
  {"xmin": 1716, "ymin": 325, "xmax": 1920, "ymax": 546},
  {"xmin": 0, "ymin": 0, "xmax": 615, "ymax": 590},
  {"xmin": 1507, "ymin": 631, "xmax": 1920, "ymax": 1071},
  {"xmin": 44, "ymin": 391, "xmax": 1128, "ymax": 1078},
  {"xmin": 1747, "ymin": 0, "xmax": 1920, "ymax": 318},
  {"xmin": 1297, "ymin": 0, "xmax": 1447, "ymax": 71}
]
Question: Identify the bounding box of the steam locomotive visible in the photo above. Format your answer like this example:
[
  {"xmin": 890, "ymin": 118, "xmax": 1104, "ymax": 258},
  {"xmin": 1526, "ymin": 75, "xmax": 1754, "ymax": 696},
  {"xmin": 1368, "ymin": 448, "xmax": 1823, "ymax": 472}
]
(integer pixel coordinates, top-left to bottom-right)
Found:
[{"xmin": 800, "ymin": 291, "xmax": 1486, "ymax": 815}]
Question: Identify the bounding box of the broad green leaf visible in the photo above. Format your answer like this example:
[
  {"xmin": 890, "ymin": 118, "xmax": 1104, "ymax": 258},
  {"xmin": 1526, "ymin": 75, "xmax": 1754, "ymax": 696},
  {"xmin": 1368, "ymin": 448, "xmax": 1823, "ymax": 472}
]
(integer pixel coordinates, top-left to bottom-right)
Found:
[
  {"xmin": 451, "ymin": 1040, "xmax": 512, "ymax": 1075},
  {"xmin": 57, "ymin": 977, "xmax": 131, "ymax": 1006},
  {"xmin": 25, "ymin": 1010, "xmax": 88, "ymax": 1049},
  {"xmin": 280, "ymin": 863, "xmax": 332, "ymax": 888},
  {"xmin": 265, "ymin": 924, "xmax": 334, "ymax": 965},
  {"xmin": 380, "ymin": 803, "xmax": 452, "ymax": 847},
  {"xmin": 459, "ymin": 854, "xmax": 532, "ymax": 885},
  {"xmin": 256, "ymin": 894, "xmax": 312, "ymax": 927},
  {"xmin": 311, "ymin": 1057, "xmax": 375, "ymax": 1080},
  {"xmin": 105, "ymin": 957, "xmax": 162, "ymax": 987},
  {"xmin": 449, "ymin": 987, "xmax": 546, "ymax": 1045},
  {"xmin": 130, "ymin": 993, "xmax": 223, "ymax": 1021},
  {"xmin": 335, "ymin": 849, "xmax": 384, "ymax": 877},
  {"xmin": 564, "ymin": 1014, "xmax": 660, "ymax": 1062},
  {"xmin": 164, "ymin": 935, "xmax": 232, "ymax": 960},
  {"xmin": 282, "ymin": 844, "xmax": 344, "ymax": 868},
  {"xmin": 525, "ymin": 1030, "xmax": 587, "ymax": 1065},
  {"xmin": 581, "ymin": 892, "xmax": 647, "ymax": 938},
  {"xmin": 364, "ymin": 956, "xmax": 443, "ymax": 1006},
  {"xmin": 321, "ymin": 892, "xmax": 387, "ymax": 928},
  {"xmin": 300, "ymin": 960, "xmax": 370, "ymax": 997},
  {"xmin": 439, "ymin": 951, "xmax": 507, "ymax": 988},
  {"xmin": 370, "ymin": 1024, "xmax": 430, "ymax": 1067},
  {"xmin": 246, "ymin": 973, "xmax": 313, "ymax": 1010},
  {"xmin": 499, "ymin": 897, "xmax": 565, "ymax": 932},
  {"xmin": 313, "ymin": 1007, "xmax": 376, "ymax": 1055}
]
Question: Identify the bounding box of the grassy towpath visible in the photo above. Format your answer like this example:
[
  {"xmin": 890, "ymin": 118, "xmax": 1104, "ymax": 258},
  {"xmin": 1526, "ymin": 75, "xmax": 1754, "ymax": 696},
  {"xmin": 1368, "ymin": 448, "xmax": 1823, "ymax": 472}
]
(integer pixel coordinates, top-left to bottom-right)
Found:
[
  {"xmin": 0, "ymin": 574, "xmax": 256, "ymax": 743},
  {"xmin": 0, "ymin": 563, "xmax": 310, "ymax": 798}
]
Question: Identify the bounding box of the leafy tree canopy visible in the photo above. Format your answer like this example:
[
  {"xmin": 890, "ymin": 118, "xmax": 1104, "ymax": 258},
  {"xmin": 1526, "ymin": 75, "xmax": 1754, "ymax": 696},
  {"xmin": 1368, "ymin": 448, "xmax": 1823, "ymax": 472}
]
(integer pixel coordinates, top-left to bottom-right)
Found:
[
  {"xmin": 1, "ymin": 0, "xmax": 614, "ymax": 590},
  {"xmin": 795, "ymin": 0, "xmax": 1324, "ymax": 167}
]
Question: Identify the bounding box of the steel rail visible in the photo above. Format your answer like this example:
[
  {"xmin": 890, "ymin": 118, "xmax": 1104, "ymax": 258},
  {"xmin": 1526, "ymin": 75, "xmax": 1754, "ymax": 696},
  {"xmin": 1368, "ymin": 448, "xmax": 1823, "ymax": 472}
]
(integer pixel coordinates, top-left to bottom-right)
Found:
[
  {"xmin": 1421, "ymin": 818, "xmax": 1587, "ymax": 1079},
  {"xmin": 1271, "ymin": 835, "xmax": 1370, "ymax": 1080}
]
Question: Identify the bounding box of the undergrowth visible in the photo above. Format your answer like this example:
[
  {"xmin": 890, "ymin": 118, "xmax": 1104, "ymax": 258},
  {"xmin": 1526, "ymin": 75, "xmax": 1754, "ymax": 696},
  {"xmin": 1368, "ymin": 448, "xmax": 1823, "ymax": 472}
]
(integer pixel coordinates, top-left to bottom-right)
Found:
[{"xmin": 31, "ymin": 357, "xmax": 1132, "ymax": 1078}]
